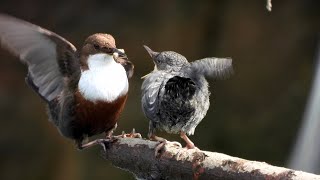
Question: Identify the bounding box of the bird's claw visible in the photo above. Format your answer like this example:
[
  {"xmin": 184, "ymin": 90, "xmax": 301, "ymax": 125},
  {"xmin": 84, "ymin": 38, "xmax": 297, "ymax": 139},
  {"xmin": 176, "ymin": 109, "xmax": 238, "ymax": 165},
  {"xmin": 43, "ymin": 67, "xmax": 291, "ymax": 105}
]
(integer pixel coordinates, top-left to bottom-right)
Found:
[
  {"xmin": 80, "ymin": 138, "xmax": 114, "ymax": 151},
  {"xmin": 114, "ymin": 128, "xmax": 142, "ymax": 139},
  {"xmin": 155, "ymin": 140, "xmax": 167, "ymax": 157},
  {"xmin": 184, "ymin": 145, "xmax": 200, "ymax": 150},
  {"xmin": 155, "ymin": 140, "xmax": 182, "ymax": 157}
]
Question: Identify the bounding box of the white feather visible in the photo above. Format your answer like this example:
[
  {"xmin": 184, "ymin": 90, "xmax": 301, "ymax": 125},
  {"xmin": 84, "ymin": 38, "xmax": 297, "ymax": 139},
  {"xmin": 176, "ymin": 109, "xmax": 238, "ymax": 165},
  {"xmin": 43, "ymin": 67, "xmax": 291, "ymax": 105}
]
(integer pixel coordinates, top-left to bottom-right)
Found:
[{"xmin": 78, "ymin": 53, "xmax": 128, "ymax": 102}]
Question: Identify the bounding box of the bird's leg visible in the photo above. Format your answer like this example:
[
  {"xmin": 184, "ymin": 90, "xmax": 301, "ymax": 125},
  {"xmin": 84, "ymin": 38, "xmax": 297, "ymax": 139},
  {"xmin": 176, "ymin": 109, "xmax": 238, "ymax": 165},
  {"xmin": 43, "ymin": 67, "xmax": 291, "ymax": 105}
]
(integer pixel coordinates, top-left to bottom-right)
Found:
[
  {"xmin": 180, "ymin": 131, "xmax": 198, "ymax": 149},
  {"xmin": 106, "ymin": 123, "xmax": 118, "ymax": 138},
  {"xmin": 77, "ymin": 124, "xmax": 118, "ymax": 151}
]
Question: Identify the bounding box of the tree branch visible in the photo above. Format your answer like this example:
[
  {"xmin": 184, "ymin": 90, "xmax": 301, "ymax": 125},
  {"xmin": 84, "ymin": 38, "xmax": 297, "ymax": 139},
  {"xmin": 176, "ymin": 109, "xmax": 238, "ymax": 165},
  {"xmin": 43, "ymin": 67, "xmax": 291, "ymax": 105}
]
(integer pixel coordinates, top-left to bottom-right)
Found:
[{"xmin": 100, "ymin": 137, "xmax": 320, "ymax": 180}]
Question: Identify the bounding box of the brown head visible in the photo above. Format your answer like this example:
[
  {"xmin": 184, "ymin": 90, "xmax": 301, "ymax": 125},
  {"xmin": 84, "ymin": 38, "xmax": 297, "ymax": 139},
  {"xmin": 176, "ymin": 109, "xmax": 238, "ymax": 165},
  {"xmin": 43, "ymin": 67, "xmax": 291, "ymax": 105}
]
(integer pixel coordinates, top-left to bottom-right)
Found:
[{"xmin": 80, "ymin": 33, "xmax": 127, "ymax": 69}]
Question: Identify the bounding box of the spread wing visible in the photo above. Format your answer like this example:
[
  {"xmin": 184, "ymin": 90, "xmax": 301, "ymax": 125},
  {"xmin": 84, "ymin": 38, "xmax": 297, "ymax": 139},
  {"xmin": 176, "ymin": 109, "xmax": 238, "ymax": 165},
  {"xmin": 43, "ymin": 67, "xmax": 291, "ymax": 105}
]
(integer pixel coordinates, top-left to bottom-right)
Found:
[
  {"xmin": 0, "ymin": 14, "xmax": 79, "ymax": 102},
  {"xmin": 190, "ymin": 57, "xmax": 233, "ymax": 79},
  {"xmin": 141, "ymin": 72, "xmax": 165, "ymax": 122}
]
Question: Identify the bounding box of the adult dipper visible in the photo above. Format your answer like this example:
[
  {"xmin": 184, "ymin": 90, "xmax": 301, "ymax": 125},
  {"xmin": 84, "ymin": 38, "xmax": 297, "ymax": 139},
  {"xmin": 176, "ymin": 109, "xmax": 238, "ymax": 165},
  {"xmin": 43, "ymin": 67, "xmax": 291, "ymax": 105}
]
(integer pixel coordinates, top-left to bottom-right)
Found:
[
  {"xmin": 141, "ymin": 45, "xmax": 233, "ymax": 149},
  {"xmin": 0, "ymin": 14, "xmax": 134, "ymax": 149}
]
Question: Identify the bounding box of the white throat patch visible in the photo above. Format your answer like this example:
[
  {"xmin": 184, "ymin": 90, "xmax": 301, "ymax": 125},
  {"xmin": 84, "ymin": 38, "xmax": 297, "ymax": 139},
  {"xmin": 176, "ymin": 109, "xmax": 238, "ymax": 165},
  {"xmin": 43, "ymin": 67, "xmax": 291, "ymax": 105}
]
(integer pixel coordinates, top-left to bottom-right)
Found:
[{"xmin": 78, "ymin": 53, "xmax": 128, "ymax": 102}]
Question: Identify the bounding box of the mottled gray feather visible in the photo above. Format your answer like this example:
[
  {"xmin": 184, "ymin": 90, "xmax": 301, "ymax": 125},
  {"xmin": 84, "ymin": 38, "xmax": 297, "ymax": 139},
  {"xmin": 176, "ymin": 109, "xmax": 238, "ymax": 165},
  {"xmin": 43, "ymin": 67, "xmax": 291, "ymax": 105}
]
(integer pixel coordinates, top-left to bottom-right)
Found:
[
  {"xmin": 141, "ymin": 71, "xmax": 166, "ymax": 123},
  {"xmin": 190, "ymin": 57, "xmax": 233, "ymax": 79}
]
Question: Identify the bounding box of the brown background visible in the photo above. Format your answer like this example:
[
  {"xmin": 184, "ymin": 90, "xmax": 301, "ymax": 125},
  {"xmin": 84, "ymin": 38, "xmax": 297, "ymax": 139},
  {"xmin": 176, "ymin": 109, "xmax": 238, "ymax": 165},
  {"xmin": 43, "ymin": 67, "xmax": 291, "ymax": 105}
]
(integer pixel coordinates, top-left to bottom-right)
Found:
[{"xmin": 0, "ymin": 0, "xmax": 319, "ymax": 179}]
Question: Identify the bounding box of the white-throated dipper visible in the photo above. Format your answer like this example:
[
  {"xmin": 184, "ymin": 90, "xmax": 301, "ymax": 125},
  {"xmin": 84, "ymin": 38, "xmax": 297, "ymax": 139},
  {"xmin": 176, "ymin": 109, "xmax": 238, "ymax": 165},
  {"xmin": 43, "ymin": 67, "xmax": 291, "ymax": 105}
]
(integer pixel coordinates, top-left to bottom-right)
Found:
[
  {"xmin": 141, "ymin": 45, "xmax": 233, "ymax": 150},
  {"xmin": 0, "ymin": 14, "xmax": 134, "ymax": 149}
]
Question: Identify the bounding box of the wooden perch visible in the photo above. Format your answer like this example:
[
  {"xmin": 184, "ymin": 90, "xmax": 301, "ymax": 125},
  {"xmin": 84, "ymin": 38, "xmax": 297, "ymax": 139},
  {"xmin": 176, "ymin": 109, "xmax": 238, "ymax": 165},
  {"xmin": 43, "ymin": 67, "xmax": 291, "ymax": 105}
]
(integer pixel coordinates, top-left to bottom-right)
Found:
[{"xmin": 98, "ymin": 137, "xmax": 320, "ymax": 180}]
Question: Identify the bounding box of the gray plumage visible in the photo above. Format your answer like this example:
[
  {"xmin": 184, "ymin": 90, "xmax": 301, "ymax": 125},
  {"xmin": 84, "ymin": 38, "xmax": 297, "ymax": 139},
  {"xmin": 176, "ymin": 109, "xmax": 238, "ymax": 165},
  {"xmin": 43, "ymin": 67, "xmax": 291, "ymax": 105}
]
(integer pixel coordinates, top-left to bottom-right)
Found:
[{"xmin": 141, "ymin": 45, "xmax": 233, "ymax": 139}]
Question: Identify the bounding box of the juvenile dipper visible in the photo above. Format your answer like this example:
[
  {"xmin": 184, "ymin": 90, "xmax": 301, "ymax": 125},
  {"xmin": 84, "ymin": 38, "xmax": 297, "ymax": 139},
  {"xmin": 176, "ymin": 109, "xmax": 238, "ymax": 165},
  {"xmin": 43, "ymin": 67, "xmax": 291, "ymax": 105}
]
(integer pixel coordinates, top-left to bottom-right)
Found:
[
  {"xmin": 0, "ymin": 14, "xmax": 134, "ymax": 149},
  {"xmin": 141, "ymin": 45, "xmax": 233, "ymax": 149}
]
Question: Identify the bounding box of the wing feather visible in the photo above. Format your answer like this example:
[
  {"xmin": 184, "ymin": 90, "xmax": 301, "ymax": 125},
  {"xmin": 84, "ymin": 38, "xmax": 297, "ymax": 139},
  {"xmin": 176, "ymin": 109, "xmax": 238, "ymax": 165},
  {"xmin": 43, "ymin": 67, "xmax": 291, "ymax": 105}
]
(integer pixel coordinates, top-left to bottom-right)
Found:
[
  {"xmin": 190, "ymin": 57, "xmax": 233, "ymax": 79},
  {"xmin": 0, "ymin": 14, "xmax": 78, "ymax": 102},
  {"xmin": 141, "ymin": 72, "xmax": 165, "ymax": 122}
]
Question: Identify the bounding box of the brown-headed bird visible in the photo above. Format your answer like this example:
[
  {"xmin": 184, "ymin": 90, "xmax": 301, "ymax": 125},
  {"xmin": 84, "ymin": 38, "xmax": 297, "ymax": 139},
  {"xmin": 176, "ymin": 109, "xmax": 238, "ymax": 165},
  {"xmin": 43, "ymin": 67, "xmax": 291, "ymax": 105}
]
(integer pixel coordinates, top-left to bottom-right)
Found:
[{"xmin": 0, "ymin": 14, "xmax": 134, "ymax": 149}]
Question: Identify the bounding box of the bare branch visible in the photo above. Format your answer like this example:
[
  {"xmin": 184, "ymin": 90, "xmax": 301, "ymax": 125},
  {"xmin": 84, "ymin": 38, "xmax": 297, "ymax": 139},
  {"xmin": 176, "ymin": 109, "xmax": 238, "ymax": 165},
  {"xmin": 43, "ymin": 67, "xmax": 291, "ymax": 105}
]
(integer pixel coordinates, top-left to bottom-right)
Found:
[{"xmin": 99, "ymin": 137, "xmax": 320, "ymax": 180}]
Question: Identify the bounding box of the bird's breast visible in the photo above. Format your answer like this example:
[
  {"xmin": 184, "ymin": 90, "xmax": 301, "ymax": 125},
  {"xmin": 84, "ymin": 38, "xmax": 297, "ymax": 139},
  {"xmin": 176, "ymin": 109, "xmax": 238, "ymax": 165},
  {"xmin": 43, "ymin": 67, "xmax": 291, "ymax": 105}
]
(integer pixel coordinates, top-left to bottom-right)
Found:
[
  {"xmin": 74, "ymin": 90, "xmax": 128, "ymax": 136},
  {"xmin": 78, "ymin": 55, "xmax": 129, "ymax": 103}
]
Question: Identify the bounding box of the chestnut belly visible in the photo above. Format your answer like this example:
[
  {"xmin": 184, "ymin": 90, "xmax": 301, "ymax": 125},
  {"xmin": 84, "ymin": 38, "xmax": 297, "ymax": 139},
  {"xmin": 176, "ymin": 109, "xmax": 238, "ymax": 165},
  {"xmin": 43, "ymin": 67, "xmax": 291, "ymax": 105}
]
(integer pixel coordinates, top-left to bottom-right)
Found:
[{"xmin": 74, "ymin": 91, "xmax": 128, "ymax": 137}]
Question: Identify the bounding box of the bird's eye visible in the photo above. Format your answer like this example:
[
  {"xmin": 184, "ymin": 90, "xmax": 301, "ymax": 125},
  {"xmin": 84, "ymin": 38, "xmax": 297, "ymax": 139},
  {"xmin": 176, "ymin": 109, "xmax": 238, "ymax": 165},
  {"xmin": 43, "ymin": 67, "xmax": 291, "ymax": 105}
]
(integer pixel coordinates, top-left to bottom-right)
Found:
[{"xmin": 93, "ymin": 44, "xmax": 100, "ymax": 50}]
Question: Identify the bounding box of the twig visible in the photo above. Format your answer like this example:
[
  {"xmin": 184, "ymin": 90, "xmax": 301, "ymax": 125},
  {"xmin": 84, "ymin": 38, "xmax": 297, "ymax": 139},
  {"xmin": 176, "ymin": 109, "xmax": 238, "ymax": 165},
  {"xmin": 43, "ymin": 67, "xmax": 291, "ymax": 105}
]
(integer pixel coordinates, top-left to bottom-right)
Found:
[{"xmin": 98, "ymin": 137, "xmax": 320, "ymax": 180}]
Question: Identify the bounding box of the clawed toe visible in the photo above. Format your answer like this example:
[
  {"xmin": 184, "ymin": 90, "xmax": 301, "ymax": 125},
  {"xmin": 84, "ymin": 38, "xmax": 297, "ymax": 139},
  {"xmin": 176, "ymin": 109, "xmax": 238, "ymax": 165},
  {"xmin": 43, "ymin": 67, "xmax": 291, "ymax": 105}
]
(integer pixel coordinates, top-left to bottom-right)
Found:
[
  {"xmin": 168, "ymin": 141, "xmax": 182, "ymax": 148},
  {"xmin": 154, "ymin": 140, "xmax": 183, "ymax": 157},
  {"xmin": 125, "ymin": 128, "xmax": 142, "ymax": 138},
  {"xmin": 154, "ymin": 140, "xmax": 167, "ymax": 157},
  {"xmin": 114, "ymin": 128, "xmax": 142, "ymax": 138},
  {"xmin": 80, "ymin": 138, "xmax": 114, "ymax": 151},
  {"xmin": 184, "ymin": 145, "xmax": 200, "ymax": 150}
]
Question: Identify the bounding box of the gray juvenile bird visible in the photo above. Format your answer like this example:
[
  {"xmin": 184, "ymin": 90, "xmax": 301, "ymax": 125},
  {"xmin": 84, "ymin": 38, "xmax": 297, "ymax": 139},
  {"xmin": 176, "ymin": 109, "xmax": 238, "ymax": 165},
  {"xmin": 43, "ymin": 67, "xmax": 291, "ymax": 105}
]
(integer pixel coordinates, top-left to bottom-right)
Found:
[{"xmin": 141, "ymin": 45, "xmax": 233, "ymax": 149}]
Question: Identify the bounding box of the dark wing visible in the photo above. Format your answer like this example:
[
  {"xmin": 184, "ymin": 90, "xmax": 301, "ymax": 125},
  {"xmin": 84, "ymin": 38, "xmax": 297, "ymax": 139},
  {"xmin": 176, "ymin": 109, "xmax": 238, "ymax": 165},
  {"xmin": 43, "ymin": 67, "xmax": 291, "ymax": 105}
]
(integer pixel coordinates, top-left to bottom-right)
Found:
[
  {"xmin": 190, "ymin": 57, "xmax": 233, "ymax": 79},
  {"xmin": 164, "ymin": 76, "xmax": 196, "ymax": 100},
  {"xmin": 159, "ymin": 76, "xmax": 197, "ymax": 128},
  {"xmin": 0, "ymin": 14, "xmax": 79, "ymax": 102}
]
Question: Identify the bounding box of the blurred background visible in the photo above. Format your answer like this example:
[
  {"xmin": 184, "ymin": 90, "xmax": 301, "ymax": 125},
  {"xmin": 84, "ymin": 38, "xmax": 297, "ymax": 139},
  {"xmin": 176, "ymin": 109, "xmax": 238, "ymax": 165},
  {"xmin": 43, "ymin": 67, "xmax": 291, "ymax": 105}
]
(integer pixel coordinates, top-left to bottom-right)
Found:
[{"xmin": 0, "ymin": 0, "xmax": 319, "ymax": 179}]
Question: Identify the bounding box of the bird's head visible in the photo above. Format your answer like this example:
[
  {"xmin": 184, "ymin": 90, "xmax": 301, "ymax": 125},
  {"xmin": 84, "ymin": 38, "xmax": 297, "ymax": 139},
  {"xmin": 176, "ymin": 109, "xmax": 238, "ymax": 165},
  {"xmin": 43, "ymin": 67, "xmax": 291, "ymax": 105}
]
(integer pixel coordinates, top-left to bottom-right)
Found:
[
  {"xmin": 80, "ymin": 33, "xmax": 128, "ymax": 68},
  {"xmin": 143, "ymin": 45, "xmax": 188, "ymax": 71}
]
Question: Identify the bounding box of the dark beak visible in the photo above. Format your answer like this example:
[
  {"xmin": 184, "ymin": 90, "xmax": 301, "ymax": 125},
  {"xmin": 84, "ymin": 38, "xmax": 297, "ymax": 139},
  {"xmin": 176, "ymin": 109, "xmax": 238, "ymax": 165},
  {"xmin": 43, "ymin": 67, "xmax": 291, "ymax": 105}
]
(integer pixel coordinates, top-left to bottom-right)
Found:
[
  {"xmin": 143, "ymin": 45, "xmax": 159, "ymax": 58},
  {"xmin": 112, "ymin": 48, "xmax": 127, "ymax": 59},
  {"xmin": 113, "ymin": 51, "xmax": 134, "ymax": 78}
]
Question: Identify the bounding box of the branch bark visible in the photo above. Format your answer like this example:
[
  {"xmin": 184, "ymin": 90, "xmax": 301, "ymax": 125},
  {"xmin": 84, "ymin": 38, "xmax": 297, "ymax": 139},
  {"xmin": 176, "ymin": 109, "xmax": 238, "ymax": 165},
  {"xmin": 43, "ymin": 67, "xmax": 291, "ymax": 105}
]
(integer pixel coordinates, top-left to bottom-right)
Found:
[{"xmin": 99, "ymin": 137, "xmax": 320, "ymax": 180}]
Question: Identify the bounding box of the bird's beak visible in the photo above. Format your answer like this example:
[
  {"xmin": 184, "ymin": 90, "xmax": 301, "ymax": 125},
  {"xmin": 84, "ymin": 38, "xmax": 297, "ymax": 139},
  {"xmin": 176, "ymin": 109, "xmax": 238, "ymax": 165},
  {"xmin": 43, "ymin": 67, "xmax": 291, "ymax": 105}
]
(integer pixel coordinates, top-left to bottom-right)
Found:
[
  {"xmin": 112, "ymin": 48, "xmax": 127, "ymax": 60},
  {"xmin": 142, "ymin": 45, "xmax": 159, "ymax": 79},
  {"xmin": 143, "ymin": 45, "xmax": 158, "ymax": 58},
  {"xmin": 141, "ymin": 73, "xmax": 150, "ymax": 79}
]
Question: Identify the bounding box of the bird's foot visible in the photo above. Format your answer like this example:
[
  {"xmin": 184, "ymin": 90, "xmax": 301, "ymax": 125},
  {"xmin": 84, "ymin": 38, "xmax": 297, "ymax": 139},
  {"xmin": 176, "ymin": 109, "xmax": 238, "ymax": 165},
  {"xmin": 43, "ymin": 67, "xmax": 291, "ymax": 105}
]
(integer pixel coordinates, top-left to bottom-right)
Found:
[
  {"xmin": 154, "ymin": 140, "xmax": 182, "ymax": 157},
  {"xmin": 114, "ymin": 128, "xmax": 142, "ymax": 139},
  {"xmin": 184, "ymin": 144, "xmax": 200, "ymax": 151},
  {"xmin": 149, "ymin": 134, "xmax": 181, "ymax": 157},
  {"xmin": 154, "ymin": 139, "xmax": 167, "ymax": 157},
  {"xmin": 79, "ymin": 138, "xmax": 115, "ymax": 152},
  {"xmin": 184, "ymin": 141, "xmax": 200, "ymax": 150}
]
